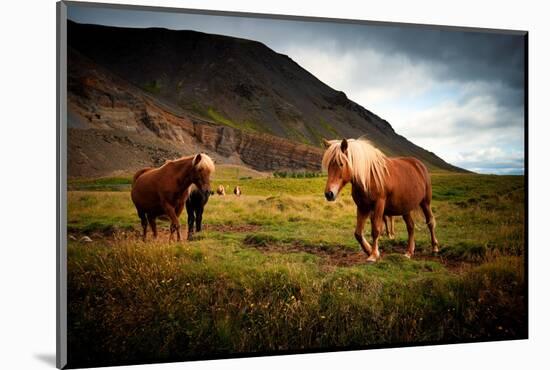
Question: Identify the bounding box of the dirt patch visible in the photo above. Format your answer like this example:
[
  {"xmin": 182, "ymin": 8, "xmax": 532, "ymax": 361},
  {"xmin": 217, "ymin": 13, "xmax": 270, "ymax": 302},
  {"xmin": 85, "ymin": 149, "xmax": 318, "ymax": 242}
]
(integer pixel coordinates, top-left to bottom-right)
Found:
[
  {"xmin": 68, "ymin": 223, "xmax": 260, "ymax": 239},
  {"xmin": 244, "ymin": 237, "xmax": 470, "ymax": 271},
  {"xmin": 206, "ymin": 224, "xmax": 262, "ymax": 233},
  {"xmin": 381, "ymin": 244, "xmax": 474, "ymax": 273},
  {"xmin": 243, "ymin": 237, "xmax": 369, "ymax": 267}
]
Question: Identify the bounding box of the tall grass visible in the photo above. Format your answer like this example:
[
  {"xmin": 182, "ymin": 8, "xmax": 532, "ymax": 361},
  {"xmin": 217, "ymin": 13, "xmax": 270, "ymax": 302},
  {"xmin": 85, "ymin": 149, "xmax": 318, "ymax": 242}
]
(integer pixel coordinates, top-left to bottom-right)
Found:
[{"xmin": 68, "ymin": 236, "xmax": 525, "ymax": 367}]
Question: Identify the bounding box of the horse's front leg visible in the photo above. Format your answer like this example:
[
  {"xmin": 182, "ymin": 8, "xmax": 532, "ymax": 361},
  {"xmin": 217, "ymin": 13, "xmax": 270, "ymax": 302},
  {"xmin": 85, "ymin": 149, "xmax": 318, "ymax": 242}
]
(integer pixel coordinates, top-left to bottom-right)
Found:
[
  {"xmin": 186, "ymin": 205, "xmax": 195, "ymax": 241},
  {"xmin": 196, "ymin": 208, "xmax": 203, "ymax": 233},
  {"xmin": 354, "ymin": 208, "xmax": 372, "ymax": 256},
  {"xmin": 368, "ymin": 201, "xmax": 385, "ymax": 262}
]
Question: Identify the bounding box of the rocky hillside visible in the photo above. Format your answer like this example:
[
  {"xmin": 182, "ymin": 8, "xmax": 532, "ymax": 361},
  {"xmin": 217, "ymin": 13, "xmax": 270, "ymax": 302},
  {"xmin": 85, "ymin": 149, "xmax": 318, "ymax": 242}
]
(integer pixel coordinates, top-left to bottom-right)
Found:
[
  {"xmin": 67, "ymin": 48, "xmax": 323, "ymax": 177},
  {"xmin": 67, "ymin": 20, "xmax": 464, "ymax": 177}
]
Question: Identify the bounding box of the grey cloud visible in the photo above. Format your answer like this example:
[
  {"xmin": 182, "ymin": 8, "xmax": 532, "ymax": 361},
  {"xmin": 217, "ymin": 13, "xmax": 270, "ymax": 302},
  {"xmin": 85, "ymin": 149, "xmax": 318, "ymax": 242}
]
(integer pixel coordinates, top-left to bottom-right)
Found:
[{"xmin": 68, "ymin": 4, "xmax": 525, "ymax": 111}]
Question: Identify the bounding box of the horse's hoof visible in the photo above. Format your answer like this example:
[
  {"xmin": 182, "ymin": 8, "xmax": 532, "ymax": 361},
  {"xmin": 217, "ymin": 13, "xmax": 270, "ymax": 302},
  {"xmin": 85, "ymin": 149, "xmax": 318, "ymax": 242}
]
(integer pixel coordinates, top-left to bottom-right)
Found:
[
  {"xmin": 404, "ymin": 253, "xmax": 412, "ymax": 259},
  {"xmin": 366, "ymin": 255, "xmax": 379, "ymax": 263}
]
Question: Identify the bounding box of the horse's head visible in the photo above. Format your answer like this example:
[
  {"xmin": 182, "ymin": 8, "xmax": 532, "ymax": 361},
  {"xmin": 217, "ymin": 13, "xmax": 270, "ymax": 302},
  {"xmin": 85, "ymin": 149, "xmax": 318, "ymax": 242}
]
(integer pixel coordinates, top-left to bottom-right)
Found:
[
  {"xmin": 190, "ymin": 153, "xmax": 215, "ymax": 196},
  {"xmin": 322, "ymin": 138, "xmax": 352, "ymax": 201},
  {"xmin": 204, "ymin": 189, "xmax": 214, "ymax": 202}
]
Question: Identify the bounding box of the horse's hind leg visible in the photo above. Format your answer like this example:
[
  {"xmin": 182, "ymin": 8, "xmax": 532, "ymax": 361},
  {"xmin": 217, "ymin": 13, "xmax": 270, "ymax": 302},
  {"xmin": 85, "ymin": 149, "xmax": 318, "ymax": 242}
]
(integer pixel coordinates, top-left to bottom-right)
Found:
[
  {"xmin": 384, "ymin": 216, "xmax": 395, "ymax": 239},
  {"xmin": 403, "ymin": 213, "xmax": 415, "ymax": 258},
  {"xmin": 163, "ymin": 202, "xmax": 181, "ymax": 242},
  {"xmin": 384, "ymin": 216, "xmax": 390, "ymax": 238},
  {"xmin": 149, "ymin": 216, "xmax": 158, "ymax": 239},
  {"xmin": 138, "ymin": 211, "xmax": 148, "ymax": 242},
  {"xmin": 421, "ymin": 201, "xmax": 439, "ymax": 253}
]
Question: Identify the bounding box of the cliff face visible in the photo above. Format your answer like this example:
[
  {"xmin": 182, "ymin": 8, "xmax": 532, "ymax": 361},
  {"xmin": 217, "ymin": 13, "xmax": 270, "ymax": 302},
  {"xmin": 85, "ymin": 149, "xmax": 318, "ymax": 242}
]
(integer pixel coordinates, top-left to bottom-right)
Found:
[
  {"xmin": 193, "ymin": 126, "xmax": 323, "ymax": 171},
  {"xmin": 68, "ymin": 48, "xmax": 322, "ymax": 177},
  {"xmin": 67, "ymin": 21, "xmax": 465, "ymax": 177}
]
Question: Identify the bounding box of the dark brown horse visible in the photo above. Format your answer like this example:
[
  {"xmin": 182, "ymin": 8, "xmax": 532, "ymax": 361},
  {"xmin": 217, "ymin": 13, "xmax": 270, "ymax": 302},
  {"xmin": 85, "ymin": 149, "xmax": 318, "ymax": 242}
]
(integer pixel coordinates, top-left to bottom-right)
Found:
[
  {"xmin": 322, "ymin": 137, "xmax": 438, "ymax": 262},
  {"xmin": 131, "ymin": 153, "xmax": 215, "ymax": 242},
  {"xmin": 185, "ymin": 185, "xmax": 214, "ymax": 240}
]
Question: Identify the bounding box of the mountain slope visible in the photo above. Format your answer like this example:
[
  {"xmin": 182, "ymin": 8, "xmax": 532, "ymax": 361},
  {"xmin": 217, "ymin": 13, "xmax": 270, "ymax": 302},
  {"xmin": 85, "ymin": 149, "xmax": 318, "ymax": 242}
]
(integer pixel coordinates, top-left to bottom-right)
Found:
[
  {"xmin": 67, "ymin": 20, "xmax": 465, "ymax": 175},
  {"xmin": 67, "ymin": 48, "xmax": 325, "ymax": 177}
]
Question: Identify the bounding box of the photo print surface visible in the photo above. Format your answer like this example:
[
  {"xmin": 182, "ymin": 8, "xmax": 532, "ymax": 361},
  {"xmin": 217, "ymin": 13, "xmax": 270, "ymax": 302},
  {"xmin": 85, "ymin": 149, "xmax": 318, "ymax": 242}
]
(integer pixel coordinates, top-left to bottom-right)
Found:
[{"xmin": 60, "ymin": 2, "xmax": 527, "ymax": 368}]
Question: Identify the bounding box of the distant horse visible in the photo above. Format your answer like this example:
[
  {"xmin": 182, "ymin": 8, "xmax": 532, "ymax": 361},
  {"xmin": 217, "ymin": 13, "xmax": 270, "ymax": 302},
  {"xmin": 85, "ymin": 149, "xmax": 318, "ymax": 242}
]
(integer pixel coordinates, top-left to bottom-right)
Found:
[
  {"xmin": 234, "ymin": 186, "xmax": 241, "ymax": 196},
  {"xmin": 185, "ymin": 185, "xmax": 214, "ymax": 240},
  {"xmin": 216, "ymin": 185, "xmax": 226, "ymax": 196},
  {"xmin": 131, "ymin": 153, "xmax": 215, "ymax": 242},
  {"xmin": 384, "ymin": 215, "xmax": 395, "ymax": 239},
  {"xmin": 322, "ymin": 137, "xmax": 438, "ymax": 262}
]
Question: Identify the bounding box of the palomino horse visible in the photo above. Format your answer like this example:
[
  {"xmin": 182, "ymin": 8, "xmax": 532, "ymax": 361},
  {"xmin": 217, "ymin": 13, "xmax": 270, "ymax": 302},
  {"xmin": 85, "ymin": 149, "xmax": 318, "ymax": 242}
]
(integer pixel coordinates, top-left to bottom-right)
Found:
[
  {"xmin": 322, "ymin": 137, "xmax": 438, "ymax": 262},
  {"xmin": 234, "ymin": 186, "xmax": 241, "ymax": 196},
  {"xmin": 131, "ymin": 153, "xmax": 215, "ymax": 242},
  {"xmin": 216, "ymin": 185, "xmax": 226, "ymax": 196}
]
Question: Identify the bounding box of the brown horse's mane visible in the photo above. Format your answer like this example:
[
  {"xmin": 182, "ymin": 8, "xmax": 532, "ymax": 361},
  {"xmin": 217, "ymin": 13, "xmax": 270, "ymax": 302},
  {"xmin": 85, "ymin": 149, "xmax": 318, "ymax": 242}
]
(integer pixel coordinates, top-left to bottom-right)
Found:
[
  {"xmin": 162, "ymin": 153, "xmax": 215, "ymax": 173},
  {"xmin": 322, "ymin": 137, "xmax": 388, "ymax": 192}
]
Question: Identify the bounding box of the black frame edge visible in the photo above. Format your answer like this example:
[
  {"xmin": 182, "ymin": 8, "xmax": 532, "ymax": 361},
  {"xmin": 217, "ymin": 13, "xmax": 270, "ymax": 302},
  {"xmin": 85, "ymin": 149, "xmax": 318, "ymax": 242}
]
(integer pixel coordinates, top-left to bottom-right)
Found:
[{"xmin": 57, "ymin": 1, "xmax": 68, "ymax": 369}]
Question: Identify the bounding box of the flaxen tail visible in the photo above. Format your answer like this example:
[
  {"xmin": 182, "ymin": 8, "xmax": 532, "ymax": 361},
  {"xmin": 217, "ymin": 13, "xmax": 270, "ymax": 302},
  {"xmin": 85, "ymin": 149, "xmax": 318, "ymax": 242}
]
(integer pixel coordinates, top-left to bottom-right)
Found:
[{"xmin": 132, "ymin": 168, "xmax": 153, "ymax": 186}]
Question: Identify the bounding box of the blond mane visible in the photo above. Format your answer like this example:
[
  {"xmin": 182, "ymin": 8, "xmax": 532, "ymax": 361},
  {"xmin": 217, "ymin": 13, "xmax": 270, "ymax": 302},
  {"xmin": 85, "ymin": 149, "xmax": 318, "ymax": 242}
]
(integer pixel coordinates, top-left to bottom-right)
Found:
[
  {"xmin": 193, "ymin": 153, "xmax": 215, "ymax": 173},
  {"xmin": 167, "ymin": 153, "xmax": 215, "ymax": 173},
  {"xmin": 322, "ymin": 137, "xmax": 388, "ymax": 192}
]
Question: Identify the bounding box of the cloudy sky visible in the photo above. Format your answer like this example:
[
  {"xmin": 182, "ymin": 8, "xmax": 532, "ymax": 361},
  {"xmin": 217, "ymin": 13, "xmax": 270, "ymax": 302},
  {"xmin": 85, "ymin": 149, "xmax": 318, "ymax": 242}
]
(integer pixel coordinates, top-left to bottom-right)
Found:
[{"xmin": 68, "ymin": 5, "xmax": 526, "ymax": 174}]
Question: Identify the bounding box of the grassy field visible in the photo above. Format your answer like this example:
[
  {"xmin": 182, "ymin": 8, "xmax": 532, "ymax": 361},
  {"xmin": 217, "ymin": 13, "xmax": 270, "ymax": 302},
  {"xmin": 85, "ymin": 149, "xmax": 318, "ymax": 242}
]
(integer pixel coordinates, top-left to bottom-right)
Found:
[{"xmin": 67, "ymin": 167, "xmax": 526, "ymax": 367}]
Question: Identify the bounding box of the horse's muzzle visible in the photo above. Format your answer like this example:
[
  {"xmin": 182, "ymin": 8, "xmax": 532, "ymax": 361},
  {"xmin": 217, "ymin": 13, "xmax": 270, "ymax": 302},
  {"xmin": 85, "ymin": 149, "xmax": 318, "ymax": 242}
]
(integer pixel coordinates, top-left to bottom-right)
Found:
[{"xmin": 325, "ymin": 191, "xmax": 336, "ymax": 201}]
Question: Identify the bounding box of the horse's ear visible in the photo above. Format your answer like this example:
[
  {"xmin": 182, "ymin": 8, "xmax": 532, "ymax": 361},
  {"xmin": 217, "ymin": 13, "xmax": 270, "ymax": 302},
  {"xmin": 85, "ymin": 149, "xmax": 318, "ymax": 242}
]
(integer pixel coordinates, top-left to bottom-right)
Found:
[
  {"xmin": 192, "ymin": 153, "xmax": 202, "ymax": 166},
  {"xmin": 340, "ymin": 138, "xmax": 348, "ymax": 153},
  {"xmin": 322, "ymin": 139, "xmax": 332, "ymax": 148}
]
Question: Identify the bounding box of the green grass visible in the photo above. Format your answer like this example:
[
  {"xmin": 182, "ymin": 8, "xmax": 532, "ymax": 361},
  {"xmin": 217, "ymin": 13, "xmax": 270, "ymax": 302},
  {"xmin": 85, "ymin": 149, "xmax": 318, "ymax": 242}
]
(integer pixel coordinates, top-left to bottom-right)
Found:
[
  {"xmin": 282, "ymin": 122, "xmax": 313, "ymax": 145},
  {"xmin": 66, "ymin": 171, "xmax": 526, "ymax": 367},
  {"xmin": 319, "ymin": 117, "xmax": 340, "ymax": 141},
  {"xmin": 207, "ymin": 108, "xmax": 270, "ymax": 134},
  {"xmin": 68, "ymin": 176, "xmax": 132, "ymax": 191}
]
